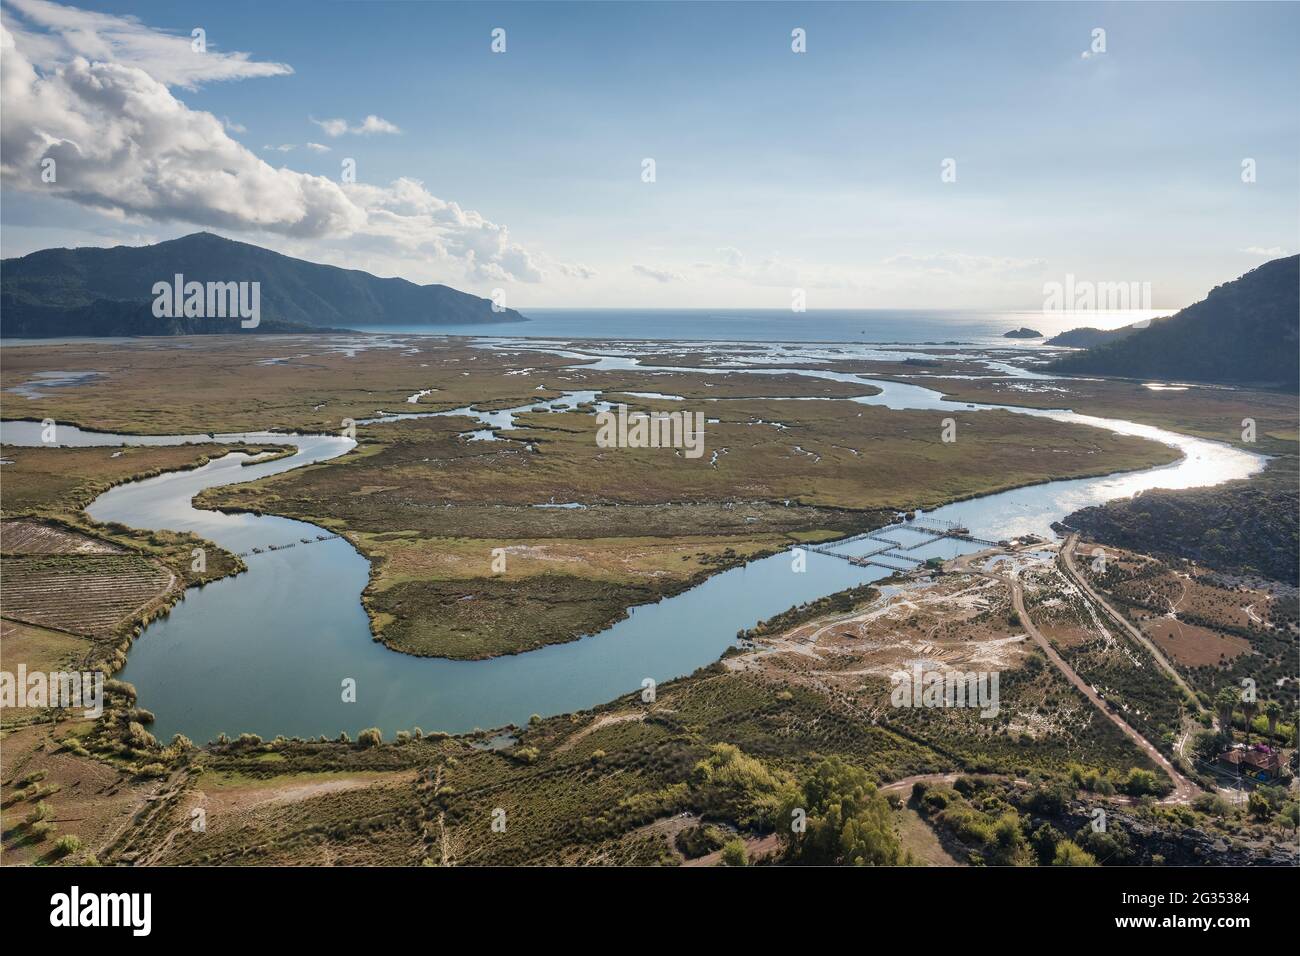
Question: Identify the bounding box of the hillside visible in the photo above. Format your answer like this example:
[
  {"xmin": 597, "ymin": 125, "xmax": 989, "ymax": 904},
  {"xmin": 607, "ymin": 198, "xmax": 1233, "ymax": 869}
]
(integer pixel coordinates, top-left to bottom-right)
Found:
[
  {"xmin": 1046, "ymin": 325, "xmax": 1144, "ymax": 349},
  {"xmin": 1061, "ymin": 458, "xmax": 1299, "ymax": 585},
  {"xmin": 1, "ymin": 233, "xmax": 526, "ymax": 336},
  {"xmin": 1047, "ymin": 256, "xmax": 1299, "ymax": 389}
]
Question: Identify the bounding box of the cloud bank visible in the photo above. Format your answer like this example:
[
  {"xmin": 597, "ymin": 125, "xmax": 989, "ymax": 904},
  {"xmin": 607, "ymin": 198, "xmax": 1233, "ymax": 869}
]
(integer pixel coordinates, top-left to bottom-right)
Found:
[{"xmin": 0, "ymin": 0, "xmax": 549, "ymax": 283}]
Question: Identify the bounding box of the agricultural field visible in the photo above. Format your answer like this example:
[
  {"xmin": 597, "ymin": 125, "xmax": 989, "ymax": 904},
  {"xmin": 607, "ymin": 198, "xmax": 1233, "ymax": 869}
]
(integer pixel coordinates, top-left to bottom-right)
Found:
[
  {"xmin": 0, "ymin": 519, "xmax": 123, "ymax": 554},
  {"xmin": 1022, "ymin": 560, "xmax": 1189, "ymax": 751},
  {"xmin": 1, "ymin": 553, "xmax": 174, "ymax": 638},
  {"xmin": 0, "ymin": 444, "xmax": 249, "ymax": 731},
  {"xmin": 1074, "ymin": 544, "xmax": 1298, "ymax": 710}
]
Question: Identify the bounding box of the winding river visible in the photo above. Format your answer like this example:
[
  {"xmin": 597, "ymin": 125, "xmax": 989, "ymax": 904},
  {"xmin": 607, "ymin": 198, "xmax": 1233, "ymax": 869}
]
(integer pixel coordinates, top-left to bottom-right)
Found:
[{"xmin": 0, "ymin": 343, "xmax": 1264, "ymax": 743}]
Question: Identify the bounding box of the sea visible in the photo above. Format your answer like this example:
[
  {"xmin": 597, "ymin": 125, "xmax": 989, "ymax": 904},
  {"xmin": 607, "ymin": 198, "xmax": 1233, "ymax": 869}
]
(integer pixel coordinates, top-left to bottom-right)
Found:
[
  {"xmin": 0, "ymin": 309, "xmax": 1170, "ymax": 353},
  {"xmin": 365, "ymin": 308, "xmax": 1170, "ymax": 348}
]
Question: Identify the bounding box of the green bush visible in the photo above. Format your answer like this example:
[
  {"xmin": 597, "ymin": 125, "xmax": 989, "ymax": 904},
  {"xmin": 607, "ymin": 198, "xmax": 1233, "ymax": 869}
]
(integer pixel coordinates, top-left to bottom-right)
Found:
[
  {"xmin": 720, "ymin": 838, "xmax": 749, "ymax": 867},
  {"xmin": 52, "ymin": 834, "xmax": 82, "ymax": 857},
  {"xmin": 1052, "ymin": 840, "xmax": 1098, "ymax": 866},
  {"xmin": 29, "ymin": 821, "xmax": 57, "ymax": 841}
]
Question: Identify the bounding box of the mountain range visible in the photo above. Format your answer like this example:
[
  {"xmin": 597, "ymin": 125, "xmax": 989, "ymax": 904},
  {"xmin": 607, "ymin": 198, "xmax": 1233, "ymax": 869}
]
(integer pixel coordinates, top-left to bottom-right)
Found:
[{"xmin": 1, "ymin": 233, "xmax": 525, "ymax": 336}]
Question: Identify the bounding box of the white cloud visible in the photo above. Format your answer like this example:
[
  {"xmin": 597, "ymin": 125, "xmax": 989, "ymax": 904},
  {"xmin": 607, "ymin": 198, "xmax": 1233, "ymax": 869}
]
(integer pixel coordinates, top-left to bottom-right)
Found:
[
  {"xmin": 311, "ymin": 114, "xmax": 401, "ymax": 137},
  {"xmin": 633, "ymin": 264, "xmax": 686, "ymax": 283},
  {"xmin": 2, "ymin": 0, "xmax": 292, "ymax": 89},
  {"xmin": 0, "ymin": 5, "xmax": 547, "ymax": 284},
  {"xmin": 558, "ymin": 261, "xmax": 598, "ymax": 279},
  {"xmin": 310, "ymin": 117, "xmax": 349, "ymax": 138},
  {"xmin": 263, "ymin": 144, "xmax": 295, "ymax": 153},
  {"xmin": 305, "ymin": 142, "xmax": 331, "ymax": 153},
  {"xmin": 1240, "ymin": 246, "xmax": 1289, "ymax": 257},
  {"xmin": 881, "ymin": 252, "xmax": 1046, "ymax": 277}
]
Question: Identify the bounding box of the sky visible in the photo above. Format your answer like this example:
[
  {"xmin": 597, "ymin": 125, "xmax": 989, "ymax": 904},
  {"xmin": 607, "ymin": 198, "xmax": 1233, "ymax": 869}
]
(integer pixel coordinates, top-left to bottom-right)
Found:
[{"xmin": 1, "ymin": 0, "xmax": 1297, "ymax": 311}]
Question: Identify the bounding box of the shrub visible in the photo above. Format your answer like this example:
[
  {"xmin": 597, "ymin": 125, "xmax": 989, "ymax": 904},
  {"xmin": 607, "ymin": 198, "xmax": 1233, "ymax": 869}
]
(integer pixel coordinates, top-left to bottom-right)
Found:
[
  {"xmin": 1052, "ymin": 840, "xmax": 1099, "ymax": 866},
  {"xmin": 921, "ymin": 789, "xmax": 950, "ymax": 814},
  {"xmin": 1120, "ymin": 768, "xmax": 1165, "ymax": 797},
  {"xmin": 1192, "ymin": 793, "xmax": 1230, "ymax": 818},
  {"xmin": 357, "ymin": 728, "xmax": 383, "ymax": 748},
  {"xmin": 125, "ymin": 722, "xmax": 158, "ymax": 750},
  {"xmin": 675, "ymin": 824, "xmax": 726, "ymax": 859},
  {"xmin": 28, "ymin": 821, "xmax": 57, "ymax": 841},
  {"xmin": 52, "ymin": 834, "xmax": 82, "ymax": 857},
  {"xmin": 690, "ymin": 743, "xmax": 788, "ymax": 829},
  {"xmin": 104, "ymin": 679, "xmax": 136, "ymax": 701},
  {"xmin": 720, "ymin": 838, "xmax": 749, "ymax": 867}
]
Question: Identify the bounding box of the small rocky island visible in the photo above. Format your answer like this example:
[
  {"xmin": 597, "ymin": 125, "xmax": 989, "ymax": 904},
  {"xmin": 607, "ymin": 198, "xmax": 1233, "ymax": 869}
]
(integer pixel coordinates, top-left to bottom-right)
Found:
[{"xmin": 1003, "ymin": 327, "xmax": 1043, "ymax": 339}]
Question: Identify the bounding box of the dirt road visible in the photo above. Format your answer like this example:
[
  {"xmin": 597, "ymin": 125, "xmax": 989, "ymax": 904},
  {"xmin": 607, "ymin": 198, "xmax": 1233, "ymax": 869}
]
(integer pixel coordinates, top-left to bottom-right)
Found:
[
  {"xmin": 999, "ymin": 568, "xmax": 1200, "ymax": 804},
  {"xmin": 1059, "ymin": 534, "xmax": 1204, "ymax": 714}
]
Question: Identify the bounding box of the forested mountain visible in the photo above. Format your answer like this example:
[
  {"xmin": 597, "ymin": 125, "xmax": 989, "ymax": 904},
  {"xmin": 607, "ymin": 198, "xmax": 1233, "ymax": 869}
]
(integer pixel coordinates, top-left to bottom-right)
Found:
[
  {"xmin": 1048, "ymin": 256, "xmax": 1298, "ymax": 389},
  {"xmin": 2, "ymin": 232, "xmax": 526, "ymax": 336}
]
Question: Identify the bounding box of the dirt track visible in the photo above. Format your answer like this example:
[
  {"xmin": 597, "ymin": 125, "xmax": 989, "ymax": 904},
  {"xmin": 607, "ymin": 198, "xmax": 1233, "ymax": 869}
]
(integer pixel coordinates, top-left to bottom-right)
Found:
[
  {"xmin": 998, "ymin": 565, "xmax": 1199, "ymax": 804},
  {"xmin": 1059, "ymin": 534, "xmax": 1205, "ymax": 714}
]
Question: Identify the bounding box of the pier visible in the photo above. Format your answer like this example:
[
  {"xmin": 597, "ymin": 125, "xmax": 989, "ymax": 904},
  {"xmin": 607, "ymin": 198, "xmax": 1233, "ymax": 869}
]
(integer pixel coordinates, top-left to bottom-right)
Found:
[{"xmin": 808, "ymin": 517, "xmax": 1000, "ymax": 572}]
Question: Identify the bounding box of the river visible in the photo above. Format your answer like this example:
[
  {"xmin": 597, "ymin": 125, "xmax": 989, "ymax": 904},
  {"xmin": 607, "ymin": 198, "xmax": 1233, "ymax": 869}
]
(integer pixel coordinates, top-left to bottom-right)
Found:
[{"xmin": 0, "ymin": 342, "xmax": 1264, "ymax": 743}]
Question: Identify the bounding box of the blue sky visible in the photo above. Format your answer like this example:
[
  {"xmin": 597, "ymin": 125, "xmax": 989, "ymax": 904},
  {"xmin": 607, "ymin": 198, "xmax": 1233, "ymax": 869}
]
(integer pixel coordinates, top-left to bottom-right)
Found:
[{"xmin": 1, "ymin": 0, "xmax": 1296, "ymax": 310}]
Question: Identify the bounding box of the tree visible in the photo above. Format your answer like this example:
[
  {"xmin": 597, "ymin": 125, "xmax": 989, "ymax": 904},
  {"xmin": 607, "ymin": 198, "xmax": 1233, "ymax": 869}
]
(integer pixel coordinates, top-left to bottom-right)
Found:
[
  {"xmin": 1241, "ymin": 699, "xmax": 1258, "ymax": 743},
  {"xmin": 1247, "ymin": 791, "xmax": 1273, "ymax": 821},
  {"xmin": 781, "ymin": 757, "xmax": 902, "ymax": 866},
  {"xmin": 1052, "ymin": 840, "xmax": 1099, "ymax": 866},
  {"xmin": 1191, "ymin": 729, "xmax": 1230, "ymax": 762},
  {"xmin": 1214, "ymin": 687, "xmax": 1238, "ymax": 735},
  {"xmin": 1030, "ymin": 823, "xmax": 1063, "ymax": 866},
  {"xmin": 1263, "ymin": 699, "xmax": 1282, "ymax": 739}
]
